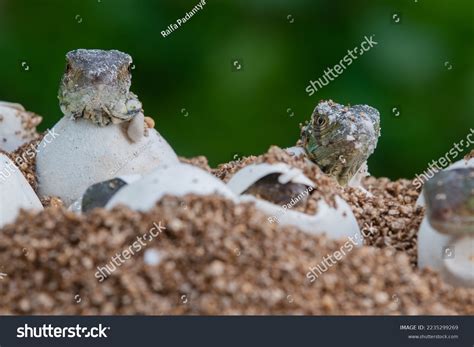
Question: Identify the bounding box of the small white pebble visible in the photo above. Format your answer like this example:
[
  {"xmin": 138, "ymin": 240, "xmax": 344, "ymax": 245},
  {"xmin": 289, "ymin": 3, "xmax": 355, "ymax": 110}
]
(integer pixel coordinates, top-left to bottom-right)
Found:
[{"xmin": 144, "ymin": 248, "xmax": 163, "ymax": 266}]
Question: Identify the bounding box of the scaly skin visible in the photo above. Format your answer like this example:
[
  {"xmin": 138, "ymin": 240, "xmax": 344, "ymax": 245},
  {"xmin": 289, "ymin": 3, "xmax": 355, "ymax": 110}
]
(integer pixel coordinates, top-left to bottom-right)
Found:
[
  {"xmin": 58, "ymin": 49, "xmax": 146, "ymax": 142},
  {"xmin": 424, "ymin": 168, "xmax": 474, "ymax": 234},
  {"xmin": 300, "ymin": 100, "xmax": 380, "ymax": 186}
]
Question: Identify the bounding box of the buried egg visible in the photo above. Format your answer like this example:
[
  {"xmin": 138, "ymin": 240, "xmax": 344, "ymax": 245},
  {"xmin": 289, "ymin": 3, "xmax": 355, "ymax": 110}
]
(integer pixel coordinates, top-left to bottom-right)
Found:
[
  {"xmin": 417, "ymin": 167, "xmax": 473, "ymax": 287},
  {"xmin": 0, "ymin": 101, "xmax": 42, "ymax": 152},
  {"xmin": 106, "ymin": 163, "xmax": 237, "ymax": 211},
  {"xmin": 68, "ymin": 174, "xmax": 141, "ymax": 213},
  {"xmin": 227, "ymin": 163, "xmax": 363, "ymax": 243},
  {"xmin": 0, "ymin": 153, "xmax": 43, "ymax": 228}
]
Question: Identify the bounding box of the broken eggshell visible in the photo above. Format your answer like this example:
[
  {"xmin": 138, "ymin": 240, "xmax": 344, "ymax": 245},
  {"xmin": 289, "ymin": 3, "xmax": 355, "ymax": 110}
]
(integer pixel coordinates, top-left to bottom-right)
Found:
[
  {"xmin": 227, "ymin": 163, "xmax": 363, "ymax": 243},
  {"xmin": 0, "ymin": 101, "xmax": 42, "ymax": 152},
  {"xmin": 106, "ymin": 163, "xmax": 237, "ymax": 211},
  {"xmin": 68, "ymin": 174, "xmax": 141, "ymax": 213},
  {"xmin": 227, "ymin": 162, "xmax": 315, "ymax": 198},
  {"xmin": 36, "ymin": 116, "xmax": 179, "ymax": 206},
  {"xmin": 0, "ymin": 153, "xmax": 43, "ymax": 228}
]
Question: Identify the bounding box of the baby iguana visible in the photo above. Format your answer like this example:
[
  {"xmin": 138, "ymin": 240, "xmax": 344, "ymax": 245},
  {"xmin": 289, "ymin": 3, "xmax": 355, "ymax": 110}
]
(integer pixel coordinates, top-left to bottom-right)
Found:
[
  {"xmin": 58, "ymin": 49, "xmax": 148, "ymax": 142},
  {"xmin": 299, "ymin": 100, "xmax": 380, "ymax": 186}
]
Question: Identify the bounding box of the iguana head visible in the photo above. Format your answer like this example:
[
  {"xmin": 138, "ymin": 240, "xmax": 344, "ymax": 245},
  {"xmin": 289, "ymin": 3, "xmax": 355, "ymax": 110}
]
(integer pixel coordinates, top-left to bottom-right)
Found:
[{"xmin": 300, "ymin": 100, "xmax": 380, "ymax": 185}]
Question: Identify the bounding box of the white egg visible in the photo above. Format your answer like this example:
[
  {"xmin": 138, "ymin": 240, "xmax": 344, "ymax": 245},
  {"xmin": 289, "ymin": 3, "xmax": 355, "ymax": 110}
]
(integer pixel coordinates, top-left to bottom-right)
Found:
[
  {"xmin": 36, "ymin": 116, "xmax": 179, "ymax": 205},
  {"xmin": 0, "ymin": 101, "xmax": 41, "ymax": 152},
  {"xmin": 0, "ymin": 153, "xmax": 43, "ymax": 228}
]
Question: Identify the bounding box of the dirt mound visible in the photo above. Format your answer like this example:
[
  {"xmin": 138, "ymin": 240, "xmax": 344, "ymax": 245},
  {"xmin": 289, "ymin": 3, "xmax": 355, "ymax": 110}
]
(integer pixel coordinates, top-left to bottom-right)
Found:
[{"xmin": 0, "ymin": 195, "xmax": 471, "ymax": 315}]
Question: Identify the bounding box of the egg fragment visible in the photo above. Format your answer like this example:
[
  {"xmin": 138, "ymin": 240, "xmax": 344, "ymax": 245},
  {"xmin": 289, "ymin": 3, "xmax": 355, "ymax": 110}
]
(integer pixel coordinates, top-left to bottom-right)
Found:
[
  {"xmin": 227, "ymin": 163, "xmax": 363, "ymax": 243},
  {"xmin": 0, "ymin": 101, "xmax": 42, "ymax": 152},
  {"xmin": 0, "ymin": 153, "xmax": 43, "ymax": 228},
  {"xmin": 36, "ymin": 116, "xmax": 179, "ymax": 206},
  {"xmin": 106, "ymin": 163, "xmax": 237, "ymax": 211}
]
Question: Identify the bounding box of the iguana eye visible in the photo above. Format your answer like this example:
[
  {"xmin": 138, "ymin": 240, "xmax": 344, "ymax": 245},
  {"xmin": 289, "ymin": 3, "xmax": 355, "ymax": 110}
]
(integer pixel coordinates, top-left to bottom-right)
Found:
[
  {"xmin": 316, "ymin": 116, "xmax": 327, "ymax": 128},
  {"xmin": 65, "ymin": 63, "xmax": 72, "ymax": 73}
]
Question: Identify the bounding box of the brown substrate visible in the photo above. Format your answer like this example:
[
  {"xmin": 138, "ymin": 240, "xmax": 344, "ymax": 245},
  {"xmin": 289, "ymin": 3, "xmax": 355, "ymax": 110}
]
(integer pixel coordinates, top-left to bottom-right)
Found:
[
  {"xmin": 40, "ymin": 196, "xmax": 64, "ymax": 209},
  {"xmin": 0, "ymin": 195, "xmax": 471, "ymax": 315},
  {"xmin": 7, "ymin": 136, "xmax": 62, "ymax": 207},
  {"xmin": 341, "ymin": 177, "xmax": 424, "ymax": 266},
  {"xmin": 7, "ymin": 136, "xmax": 43, "ymax": 190},
  {"xmin": 179, "ymin": 155, "xmax": 212, "ymax": 173}
]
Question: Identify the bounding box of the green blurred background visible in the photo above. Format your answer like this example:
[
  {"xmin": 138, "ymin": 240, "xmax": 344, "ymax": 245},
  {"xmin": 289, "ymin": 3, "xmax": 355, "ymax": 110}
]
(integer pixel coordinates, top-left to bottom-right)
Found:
[{"xmin": 0, "ymin": 0, "xmax": 472, "ymax": 178}]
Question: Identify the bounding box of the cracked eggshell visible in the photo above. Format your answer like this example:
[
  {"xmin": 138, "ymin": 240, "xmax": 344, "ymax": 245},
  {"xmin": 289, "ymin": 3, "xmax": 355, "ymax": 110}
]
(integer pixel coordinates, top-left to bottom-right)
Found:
[
  {"xmin": 227, "ymin": 162, "xmax": 315, "ymax": 195},
  {"xmin": 240, "ymin": 194, "xmax": 362, "ymax": 243},
  {"xmin": 36, "ymin": 116, "xmax": 179, "ymax": 206},
  {"xmin": 0, "ymin": 153, "xmax": 43, "ymax": 228},
  {"xmin": 227, "ymin": 162, "xmax": 362, "ymax": 243},
  {"xmin": 106, "ymin": 163, "xmax": 237, "ymax": 211},
  {"xmin": 0, "ymin": 101, "xmax": 42, "ymax": 152}
]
